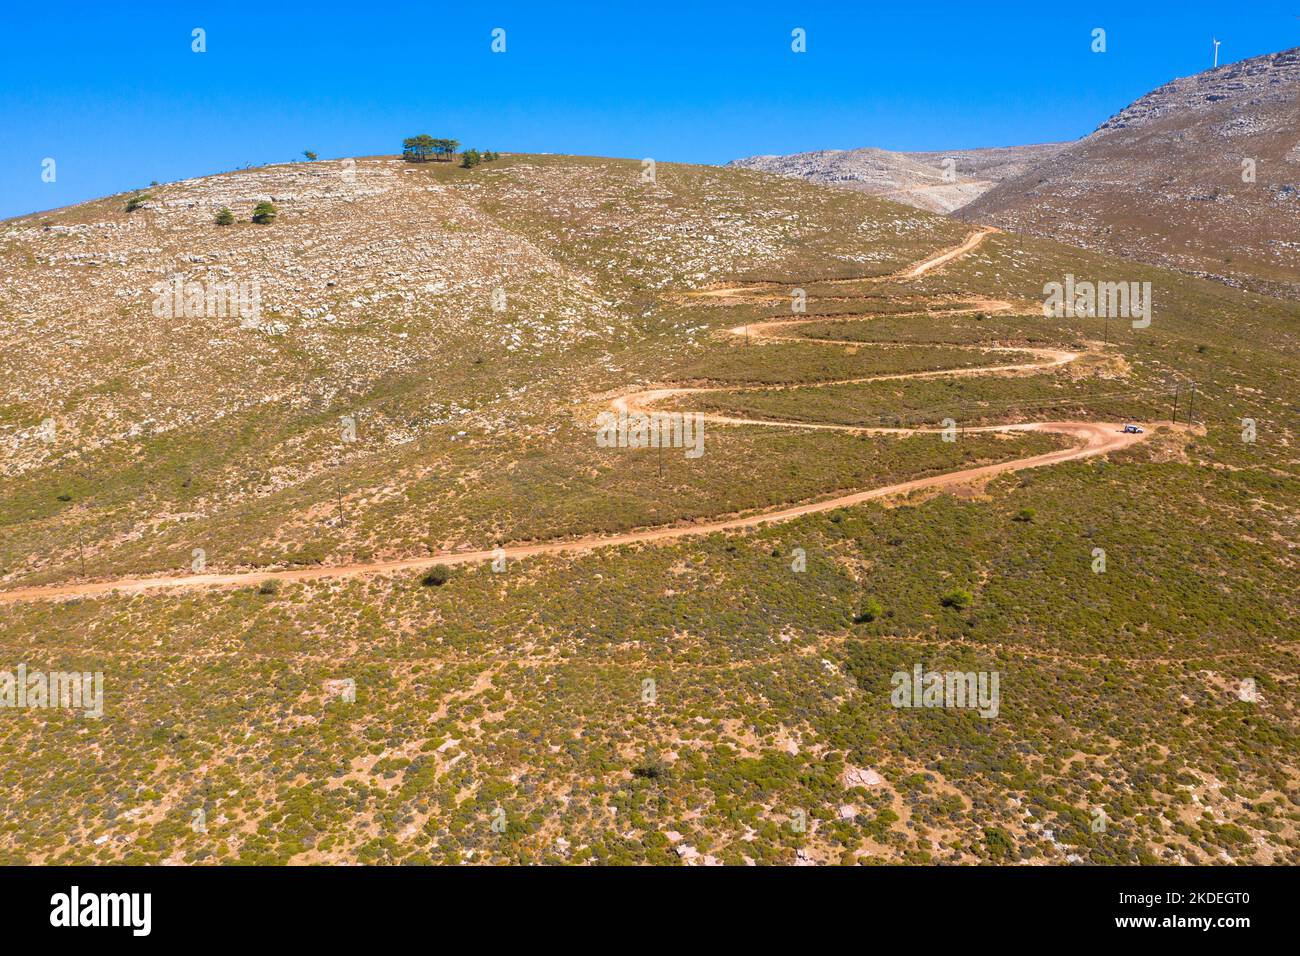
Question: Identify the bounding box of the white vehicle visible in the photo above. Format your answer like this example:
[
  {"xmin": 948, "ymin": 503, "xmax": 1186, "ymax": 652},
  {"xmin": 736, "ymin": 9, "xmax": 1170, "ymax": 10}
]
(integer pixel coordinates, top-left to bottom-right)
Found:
[{"xmin": 1122, "ymin": 424, "xmax": 1144, "ymax": 434}]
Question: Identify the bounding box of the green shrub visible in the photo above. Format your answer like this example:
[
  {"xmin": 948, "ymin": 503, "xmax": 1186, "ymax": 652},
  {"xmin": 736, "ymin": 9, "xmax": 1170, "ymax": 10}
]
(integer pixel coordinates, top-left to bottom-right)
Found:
[
  {"xmin": 1013, "ymin": 508, "xmax": 1036, "ymax": 523},
  {"xmin": 251, "ymin": 201, "xmax": 277, "ymax": 225},
  {"xmin": 421, "ymin": 566, "xmax": 451, "ymax": 587},
  {"xmin": 124, "ymin": 194, "xmax": 152, "ymax": 213},
  {"xmin": 257, "ymin": 578, "xmax": 280, "ymax": 596},
  {"xmin": 214, "ymin": 207, "xmax": 235, "ymax": 226},
  {"xmin": 940, "ymin": 588, "xmax": 973, "ymax": 610},
  {"xmin": 983, "ymin": 827, "xmax": 1016, "ymax": 861},
  {"xmin": 631, "ymin": 752, "xmax": 667, "ymax": 780},
  {"xmin": 854, "ymin": 597, "xmax": 884, "ymax": 623}
]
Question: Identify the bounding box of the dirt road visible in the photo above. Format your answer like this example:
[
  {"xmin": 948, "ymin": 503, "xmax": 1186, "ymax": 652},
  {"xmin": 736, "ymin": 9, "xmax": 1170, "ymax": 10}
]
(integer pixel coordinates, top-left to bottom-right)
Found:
[
  {"xmin": 0, "ymin": 227, "xmax": 1148, "ymax": 605},
  {"xmin": 899, "ymin": 225, "xmax": 998, "ymax": 278},
  {"xmin": 0, "ymin": 423, "xmax": 1143, "ymax": 605}
]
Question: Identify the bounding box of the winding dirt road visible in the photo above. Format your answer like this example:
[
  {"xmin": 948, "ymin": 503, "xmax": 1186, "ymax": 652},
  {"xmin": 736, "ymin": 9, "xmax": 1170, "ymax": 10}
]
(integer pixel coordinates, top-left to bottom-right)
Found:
[{"xmin": 0, "ymin": 227, "xmax": 1149, "ymax": 605}]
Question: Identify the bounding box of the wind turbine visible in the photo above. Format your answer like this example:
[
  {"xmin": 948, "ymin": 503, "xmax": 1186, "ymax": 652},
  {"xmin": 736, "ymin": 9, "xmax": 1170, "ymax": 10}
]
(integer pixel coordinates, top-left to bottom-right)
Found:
[{"xmin": 1213, "ymin": 37, "xmax": 1221, "ymax": 67}]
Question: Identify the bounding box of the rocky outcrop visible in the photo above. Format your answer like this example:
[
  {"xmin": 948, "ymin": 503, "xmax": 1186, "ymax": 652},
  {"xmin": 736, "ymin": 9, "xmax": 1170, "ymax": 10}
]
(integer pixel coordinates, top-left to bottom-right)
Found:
[
  {"xmin": 960, "ymin": 47, "xmax": 1300, "ymax": 299},
  {"xmin": 727, "ymin": 143, "xmax": 1070, "ymax": 213}
]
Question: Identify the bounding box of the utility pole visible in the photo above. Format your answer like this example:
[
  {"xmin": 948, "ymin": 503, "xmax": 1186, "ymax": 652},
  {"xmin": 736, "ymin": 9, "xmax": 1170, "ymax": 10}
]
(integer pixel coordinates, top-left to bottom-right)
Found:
[
  {"xmin": 74, "ymin": 469, "xmax": 89, "ymax": 578},
  {"xmin": 334, "ymin": 454, "xmax": 346, "ymax": 525},
  {"xmin": 1171, "ymin": 385, "xmax": 1179, "ymax": 424},
  {"xmin": 1187, "ymin": 382, "xmax": 1196, "ymax": 426}
]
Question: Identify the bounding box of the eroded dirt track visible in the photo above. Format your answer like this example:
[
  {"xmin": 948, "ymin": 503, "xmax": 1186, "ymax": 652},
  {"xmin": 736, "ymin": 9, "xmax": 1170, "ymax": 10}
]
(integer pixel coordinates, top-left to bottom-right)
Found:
[{"xmin": 0, "ymin": 228, "xmax": 1149, "ymax": 604}]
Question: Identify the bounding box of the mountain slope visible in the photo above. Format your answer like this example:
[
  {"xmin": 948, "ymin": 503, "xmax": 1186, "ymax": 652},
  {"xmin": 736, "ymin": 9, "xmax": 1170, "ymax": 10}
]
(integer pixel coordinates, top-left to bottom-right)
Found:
[
  {"xmin": 0, "ymin": 154, "xmax": 969, "ymax": 587},
  {"xmin": 960, "ymin": 47, "xmax": 1300, "ymax": 298},
  {"xmin": 727, "ymin": 143, "xmax": 1070, "ymax": 213},
  {"xmin": 0, "ymin": 155, "xmax": 1296, "ymax": 867}
]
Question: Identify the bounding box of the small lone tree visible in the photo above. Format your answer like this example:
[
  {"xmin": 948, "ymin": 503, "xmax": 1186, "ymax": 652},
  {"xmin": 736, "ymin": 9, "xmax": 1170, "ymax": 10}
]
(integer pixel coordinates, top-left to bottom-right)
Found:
[
  {"xmin": 214, "ymin": 207, "xmax": 235, "ymax": 226},
  {"xmin": 251, "ymin": 201, "xmax": 277, "ymax": 224},
  {"xmin": 854, "ymin": 597, "xmax": 884, "ymax": 624},
  {"xmin": 303, "ymin": 150, "xmax": 318, "ymax": 161},
  {"xmin": 461, "ymin": 148, "xmax": 481, "ymax": 168}
]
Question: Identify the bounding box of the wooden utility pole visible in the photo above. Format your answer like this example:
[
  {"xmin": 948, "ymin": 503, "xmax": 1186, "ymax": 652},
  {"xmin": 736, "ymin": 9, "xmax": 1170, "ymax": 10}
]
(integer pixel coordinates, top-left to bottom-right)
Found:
[
  {"xmin": 1171, "ymin": 385, "xmax": 1179, "ymax": 424},
  {"xmin": 334, "ymin": 454, "xmax": 346, "ymax": 525},
  {"xmin": 74, "ymin": 470, "xmax": 89, "ymax": 578},
  {"xmin": 1187, "ymin": 382, "xmax": 1196, "ymax": 426}
]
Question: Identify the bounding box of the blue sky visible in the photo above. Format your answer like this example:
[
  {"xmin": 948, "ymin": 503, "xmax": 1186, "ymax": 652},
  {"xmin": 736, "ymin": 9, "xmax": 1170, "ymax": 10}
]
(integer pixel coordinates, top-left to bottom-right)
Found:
[{"xmin": 2, "ymin": 1, "xmax": 1297, "ymax": 219}]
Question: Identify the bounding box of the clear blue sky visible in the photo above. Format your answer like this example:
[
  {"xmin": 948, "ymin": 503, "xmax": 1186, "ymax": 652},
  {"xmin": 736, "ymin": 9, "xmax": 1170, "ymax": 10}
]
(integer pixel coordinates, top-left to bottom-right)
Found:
[{"xmin": 2, "ymin": 1, "xmax": 1297, "ymax": 219}]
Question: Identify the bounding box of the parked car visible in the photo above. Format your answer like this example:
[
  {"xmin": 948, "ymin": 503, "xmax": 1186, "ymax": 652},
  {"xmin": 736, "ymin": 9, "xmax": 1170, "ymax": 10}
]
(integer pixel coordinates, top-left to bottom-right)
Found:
[{"xmin": 1123, "ymin": 424, "xmax": 1144, "ymax": 434}]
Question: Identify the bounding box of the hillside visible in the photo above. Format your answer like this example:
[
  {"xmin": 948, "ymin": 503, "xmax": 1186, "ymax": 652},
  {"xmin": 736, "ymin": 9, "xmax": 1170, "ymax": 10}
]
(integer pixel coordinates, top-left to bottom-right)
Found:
[
  {"xmin": 0, "ymin": 155, "xmax": 1296, "ymax": 866},
  {"xmin": 727, "ymin": 143, "xmax": 1070, "ymax": 213},
  {"xmin": 0, "ymin": 155, "xmax": 965, "ymax": 584},
  {"xmin": 960, "ymin": 47, "xmax": 1300, "ymax": 298}
]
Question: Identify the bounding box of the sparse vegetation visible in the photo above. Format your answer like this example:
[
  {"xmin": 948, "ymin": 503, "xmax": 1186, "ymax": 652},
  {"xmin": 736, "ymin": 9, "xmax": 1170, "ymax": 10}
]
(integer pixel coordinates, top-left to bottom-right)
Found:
[
  {"xmin": 1, "ymin": 153, "xmax": 1294, "ymax": 868},
  {"xmin": 251, "ymin": 201, "xmax": 277, "ymax": 224},
  {"xmin": 461, "ymin": 149, "xmax": 499, "ymax": 168}
]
